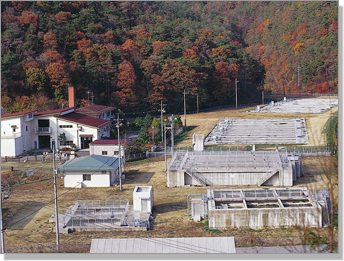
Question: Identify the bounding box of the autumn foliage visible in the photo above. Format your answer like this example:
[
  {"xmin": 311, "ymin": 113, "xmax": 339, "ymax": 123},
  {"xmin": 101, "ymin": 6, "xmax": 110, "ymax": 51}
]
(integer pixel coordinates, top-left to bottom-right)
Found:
[{"xmin": 0, "ymin": 1, "xmax": 337, "ymax": 114}]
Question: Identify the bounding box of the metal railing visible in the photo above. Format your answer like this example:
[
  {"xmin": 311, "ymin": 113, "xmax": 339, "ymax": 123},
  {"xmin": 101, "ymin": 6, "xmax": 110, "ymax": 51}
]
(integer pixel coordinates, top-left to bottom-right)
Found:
[{"xmin": 35, "ymin": 127, "xmax": 51, "ymax": 133}]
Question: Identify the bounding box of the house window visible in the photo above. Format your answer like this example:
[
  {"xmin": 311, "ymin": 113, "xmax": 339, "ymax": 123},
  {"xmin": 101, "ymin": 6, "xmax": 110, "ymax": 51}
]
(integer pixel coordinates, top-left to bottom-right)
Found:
[
  {"xmin": 101, "ymin": 171, "xmax": 106, "ymax": 174},
  {"xmin": 26, "ymin": 126, "xmax": 28, "ymax": 132},
  {"xmin": 83, "ymin": 174, "xmax": 91, "ymax": 181},
  {"xmin": 114, "ymin": 151, "xmax": 119, "ymax": 155},
  {"xmin": 107, "ymin": 111, "xmax": 110, "ymax": 117},
  {"xmin": 13, "ymin": 128, "xmax": 16, "ymax": 132},
  {"xmin": 59, "ymin": 125, "xmax": 73, "ymax": 128},
  {"xmin": 28, "ymin": 113, "xmax": 33, "ymax": 119},
  {"xmin": 60, "ymin": 140, "xmax": 73, "ymax": 146},
  {"xmin": 102, "ymin": 151, "xmax": 107, "ymax": 155}
]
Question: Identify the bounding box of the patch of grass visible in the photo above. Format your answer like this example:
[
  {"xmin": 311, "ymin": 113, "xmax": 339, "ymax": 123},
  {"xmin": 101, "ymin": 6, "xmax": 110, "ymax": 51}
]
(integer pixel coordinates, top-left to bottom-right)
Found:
[
  {"xmin": 126, "ymin": 158, "xmax": 152, "ymax": 166},
  {"xmin": 174, "ymin": 126, "xmax": 197, "ymax": 146}
]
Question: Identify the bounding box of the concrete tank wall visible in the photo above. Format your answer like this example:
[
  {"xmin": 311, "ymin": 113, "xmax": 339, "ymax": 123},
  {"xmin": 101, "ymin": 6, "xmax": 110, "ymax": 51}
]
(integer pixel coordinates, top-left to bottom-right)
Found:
[
  {"xmin": 167, "ymin": 170, "xmax": 294, "ymax": 187},
  {"xmin": 208, "ymin": 207, "xmax": 322, "ymax": 229}
]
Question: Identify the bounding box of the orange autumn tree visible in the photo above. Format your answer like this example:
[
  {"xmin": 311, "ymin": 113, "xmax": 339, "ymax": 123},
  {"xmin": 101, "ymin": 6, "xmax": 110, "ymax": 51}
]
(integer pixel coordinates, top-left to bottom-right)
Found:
[
  {"xmin": 45, "ymin": 63, "xmax": 70, "ymax": 100},
  {"xmin": 213, "ymin": 61, "xmax": 239, "ymax": 100},
  {"xmin": 113, "ymin": 60, "xmax": 137, "ymax": 108}
]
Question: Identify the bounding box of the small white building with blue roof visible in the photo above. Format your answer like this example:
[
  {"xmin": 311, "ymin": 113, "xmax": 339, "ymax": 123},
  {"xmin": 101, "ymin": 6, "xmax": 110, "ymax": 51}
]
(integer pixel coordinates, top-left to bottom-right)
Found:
[{"xmin": 58, "ymin": 155, "xmax": 125, "ymax": 188}]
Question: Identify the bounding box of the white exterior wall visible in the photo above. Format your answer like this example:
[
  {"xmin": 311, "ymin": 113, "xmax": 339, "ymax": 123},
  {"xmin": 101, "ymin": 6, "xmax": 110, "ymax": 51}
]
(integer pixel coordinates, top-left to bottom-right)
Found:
[
  {"xmin": 98, "ymin": 112, "xmax": 114, "ymax": 121},
  {"xmin": 89, "ymin": 144, "xmax": 125, "ymax": 157},
  {"xmin": 1, "ymin": 117, "xmax": 23, "ymax": 156},
  {"xmin": 63, "ymin": 171, "xmax": 111, "ymax": 188},
  {"xmin": 1, "ymin": 114, "xmax": 34, "ymax": 156},
  {"xmin": 133, "ymin": 186, "xmax": 153, "ymax": 212},
  {"xmin": 1, "ymin": 112, "xmax": 111, "ymax": 155},
  {"xmin": 32, "ymin": 115, "xmax": 59, "ymax": 150},
  {"xmin": 33, "ymin": 116, "xmax": 109, "ymax": 150}
]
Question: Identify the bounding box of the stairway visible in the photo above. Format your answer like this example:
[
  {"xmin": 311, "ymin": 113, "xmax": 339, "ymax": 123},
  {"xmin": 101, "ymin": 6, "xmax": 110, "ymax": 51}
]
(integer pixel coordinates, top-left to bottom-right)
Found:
[
  {"xmin": 184, "ymin": 169, "xmax": 208, "ymax": 186},
  {"xmin": 257, "ymin": 169, "xmax": 279, "ymax": 186}
]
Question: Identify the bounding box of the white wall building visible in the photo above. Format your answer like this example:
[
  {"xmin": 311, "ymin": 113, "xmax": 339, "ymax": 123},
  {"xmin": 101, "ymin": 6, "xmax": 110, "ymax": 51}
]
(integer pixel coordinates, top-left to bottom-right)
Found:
[
  {"xmin": 1, "ymin": 108, "xmax": 112, "ymax": 157},
  {"xmin": 89, "ymin": 139, "xmax": 128, "ymax": 157},
  {"xmin": 58, "ymin": 155, "xmax": 125, "ymax": 188},
  {"xmin": 133, "ymin": 186, "xmax": 154, "ymax": 213},
  {"xmin": 76, "ymin": 105, "xmax": 116, "ymax": 121},
  {"xmin": 1, "ymin": 110, "xmax": 35, "ymax": 157}
]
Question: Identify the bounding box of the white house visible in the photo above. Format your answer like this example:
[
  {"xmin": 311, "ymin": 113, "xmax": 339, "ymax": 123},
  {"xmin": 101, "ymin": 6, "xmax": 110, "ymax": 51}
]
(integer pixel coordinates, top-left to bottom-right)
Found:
[
  {"xmin": 58, "ymin": 155, "xmax": 125, "ymax": 188},
  {"xmin": 89, "ymin": 139, "xmax": 128, "ymax": 158},
  {"xmin": 76, "ymin": 105, "xmax": 116, "ymax": 121},
  {"xmin": 1, "ymin": 110, "xmax": 36, "ymax": 157},
  {"xmin": 1, "ymin": 108, "xmax": 112, "ymax": 157}
]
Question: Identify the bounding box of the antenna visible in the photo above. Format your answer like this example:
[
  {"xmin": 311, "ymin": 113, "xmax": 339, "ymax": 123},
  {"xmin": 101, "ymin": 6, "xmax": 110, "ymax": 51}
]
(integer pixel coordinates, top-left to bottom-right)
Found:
[
  {"xmin": 87, "ymin": 91, "xmax": 90, "ymax": 106},
  {"xmin": 91, "ymin": 92, "xmax": 94, "ymax": 105}
]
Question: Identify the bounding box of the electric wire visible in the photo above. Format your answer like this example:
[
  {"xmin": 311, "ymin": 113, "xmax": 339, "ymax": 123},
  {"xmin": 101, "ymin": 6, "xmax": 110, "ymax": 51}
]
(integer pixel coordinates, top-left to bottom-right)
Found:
[
  {"xmin": 5, "ymin": 154, "xmax": 121, "ymax": 230},
  {"xmin": 4, "ymin": 231, "xmax": 65, "ymax": 253}
]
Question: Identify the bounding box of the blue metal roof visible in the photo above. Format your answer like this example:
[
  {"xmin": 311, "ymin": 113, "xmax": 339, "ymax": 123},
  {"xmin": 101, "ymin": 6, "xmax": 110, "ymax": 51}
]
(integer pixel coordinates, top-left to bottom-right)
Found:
[{"xmin": 58, "ymin": 155, "xmax": 125, "ymax": 172}]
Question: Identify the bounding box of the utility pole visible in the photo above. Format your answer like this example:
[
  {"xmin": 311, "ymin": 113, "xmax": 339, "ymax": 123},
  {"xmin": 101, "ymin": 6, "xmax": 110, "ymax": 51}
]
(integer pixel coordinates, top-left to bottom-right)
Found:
[
  {"xmin": 164, "ymin": 123, "xmax": 167, "ymax": 171},
  {"xmin": 171, "ymin": 114, "xmax": 175, "ymax": 157},
  {"xmin": 164, "ymin": 122, "xmax": 173, "ymax": 171},
  {"xmin": 116, "ymin": 113, "xmax": 122, "ymax": 190},
  {"xmin": 183, "ymin": 89, "xmax": 189, "ymax": 131},
  {"xmin": 298, "ymin": 65, "xmax": 300, "ymax": 97},
  {"xmin": 262, "ymin": 90, "xmax": 264, "ymax": 105},
  {"xmin": 52, "ymin": 141, "xmax": 60, "ymax": 252},
  {"xmin": 159, "ymin": 100, "xmax": 166, "ymax": 146},
  {"xmin": 235, "ymin": 78, "xmax": 239, "ymax": 110},
  {"xmin": 197, "ymin": 95, "xmax": 199, "ymax": 114},
  {"xmin": 152, "ymin": 126, "xmax": 155, "ymax": 152},
  {"xmin": 0, "ymin": 182, "xmax": 5, "ymax": 253}
]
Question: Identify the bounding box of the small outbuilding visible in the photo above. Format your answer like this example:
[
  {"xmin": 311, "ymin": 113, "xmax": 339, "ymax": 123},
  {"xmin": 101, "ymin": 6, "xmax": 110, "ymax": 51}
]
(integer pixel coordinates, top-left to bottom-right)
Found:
[
  {"xmin": 58, "ymin": 155, "xmax": 125, "ymax": 188},
  {"xmin": 133, "ymin": 186, "xmax": 154, "ymax": 213},
  {"xmin": 89, "ymin": 139, "xmax": 128, "ymax": 158}
]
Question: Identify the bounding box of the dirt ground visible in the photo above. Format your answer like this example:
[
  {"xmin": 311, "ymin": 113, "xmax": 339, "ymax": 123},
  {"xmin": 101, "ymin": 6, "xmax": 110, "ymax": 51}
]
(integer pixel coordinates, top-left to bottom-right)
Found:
[
  {"xmin": 1, "ymin": 155, "xmax": 337, "ymax": 251},
  {"xmin": 1, "ymin": 98, "xmax": 338, "ymax": 252}
]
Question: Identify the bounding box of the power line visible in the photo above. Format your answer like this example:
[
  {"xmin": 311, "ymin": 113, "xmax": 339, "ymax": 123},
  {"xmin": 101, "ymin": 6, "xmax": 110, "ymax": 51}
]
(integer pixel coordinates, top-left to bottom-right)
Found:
[
  {"xmin": 6, "ymin": 154, "xmax": 121, "ymax": 230},
  {"xmin": 4, "ymin": 232, "xmax": 65, "ymax": 253}
]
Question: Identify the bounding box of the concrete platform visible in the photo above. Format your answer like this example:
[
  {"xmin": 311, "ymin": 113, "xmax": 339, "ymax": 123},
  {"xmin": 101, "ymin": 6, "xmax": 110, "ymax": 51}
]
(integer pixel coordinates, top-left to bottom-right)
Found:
[
  {"xmin": 250, "ymin": 98, "xmax": 338, "ymax": 114},
  {"xmin": 205, "ymin": 118, "xmax": 308, "ymax": 145}
]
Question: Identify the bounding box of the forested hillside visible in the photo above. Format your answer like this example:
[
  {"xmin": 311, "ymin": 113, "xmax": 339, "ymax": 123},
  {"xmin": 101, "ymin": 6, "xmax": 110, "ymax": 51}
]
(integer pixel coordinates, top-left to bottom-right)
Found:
[{"xmin": 1, "ymin": 1, "xmax": 338, "ymax": 114}]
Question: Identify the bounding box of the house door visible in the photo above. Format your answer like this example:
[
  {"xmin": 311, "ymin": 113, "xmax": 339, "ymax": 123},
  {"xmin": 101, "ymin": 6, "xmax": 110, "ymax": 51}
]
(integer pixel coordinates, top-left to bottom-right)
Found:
[
  {"xmin": 38, "ymin": 136, "xmax": 50, "ymax": 149},
  {"xmin": 141, "ymin": 199, "xmax": 149, "ymax": 212}
]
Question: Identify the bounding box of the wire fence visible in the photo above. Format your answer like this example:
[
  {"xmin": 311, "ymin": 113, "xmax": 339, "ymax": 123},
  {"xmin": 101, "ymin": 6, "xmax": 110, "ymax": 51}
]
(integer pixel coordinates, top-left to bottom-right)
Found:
[{"xmin": 151, "ymin": 146, "xmax": 333, "ymax": 154}]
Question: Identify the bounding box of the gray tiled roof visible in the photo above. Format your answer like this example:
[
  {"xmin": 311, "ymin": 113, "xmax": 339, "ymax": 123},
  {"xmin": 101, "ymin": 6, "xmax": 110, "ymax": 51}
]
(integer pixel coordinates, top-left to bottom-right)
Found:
[{"xmin": 58, "ymin": 155, "xmax": 125, "ymax": 172}]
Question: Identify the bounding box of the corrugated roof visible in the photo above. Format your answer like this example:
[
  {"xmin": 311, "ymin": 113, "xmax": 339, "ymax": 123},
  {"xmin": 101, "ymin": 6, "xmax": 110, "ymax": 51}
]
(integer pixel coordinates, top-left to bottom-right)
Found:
[
  {"xmin": 90, "ymin": 139, "xmax": 129, "ymax": 145},
  {"xmin": 76, "ymin": 105, "xmax": 116, "ymax": 115},
  {"xmin": 58, "ymin": 155, "xmax": 125, "ymax": 172},
  {"xmin": 56, "ymin": 112, "xmax": 111, "ymax": 128},
  {"xmin": 90, "ymin": 237, "xmax": 236, "ymax": 253}
]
